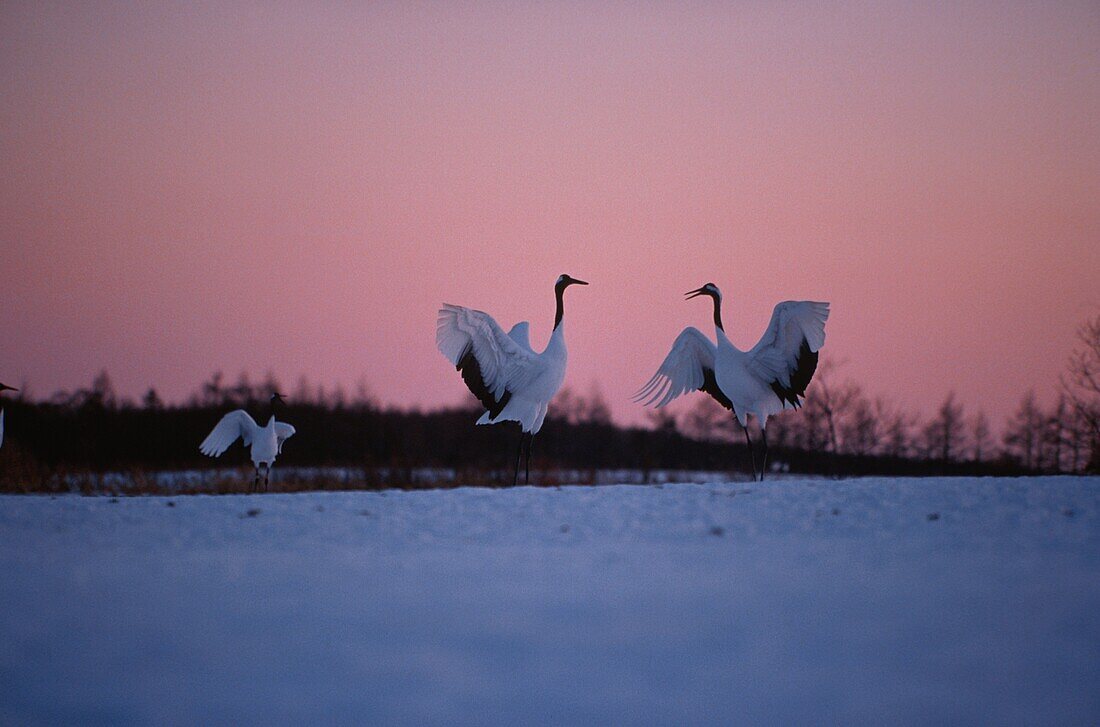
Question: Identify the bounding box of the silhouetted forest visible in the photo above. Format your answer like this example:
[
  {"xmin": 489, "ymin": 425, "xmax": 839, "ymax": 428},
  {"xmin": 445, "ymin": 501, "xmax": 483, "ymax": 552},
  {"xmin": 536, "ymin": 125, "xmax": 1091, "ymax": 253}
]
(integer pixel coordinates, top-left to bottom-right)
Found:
[{"xmin": 2, "ymin": 314, "xmax": 1097, "ymax": 493}]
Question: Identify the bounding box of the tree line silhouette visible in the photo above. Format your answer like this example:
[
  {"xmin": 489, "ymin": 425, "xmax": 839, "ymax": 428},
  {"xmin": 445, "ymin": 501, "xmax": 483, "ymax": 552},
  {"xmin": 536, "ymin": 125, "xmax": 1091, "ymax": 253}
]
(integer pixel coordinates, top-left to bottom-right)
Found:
[{"xmin": 2, "ymin": 313, "xmax": 1097, "ymax": 492}]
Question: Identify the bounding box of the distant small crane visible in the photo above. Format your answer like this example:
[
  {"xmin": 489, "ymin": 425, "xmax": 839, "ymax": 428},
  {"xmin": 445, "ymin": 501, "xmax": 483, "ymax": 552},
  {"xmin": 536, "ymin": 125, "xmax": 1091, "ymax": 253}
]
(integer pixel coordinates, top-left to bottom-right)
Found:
[
  {"xmin": 200, "ymin": 393, "xmax": 296, "ymax": 492},
  {"xmin": 437, "ymin": 274, "xmax": 588, "ymax": 485},
  {"xmin": 0, "ymin": 383, "xmax": 18, "ymax": 450},
  {"xmin": 636, "ymin": 284, "xmax": 829, "ymax": 480}
]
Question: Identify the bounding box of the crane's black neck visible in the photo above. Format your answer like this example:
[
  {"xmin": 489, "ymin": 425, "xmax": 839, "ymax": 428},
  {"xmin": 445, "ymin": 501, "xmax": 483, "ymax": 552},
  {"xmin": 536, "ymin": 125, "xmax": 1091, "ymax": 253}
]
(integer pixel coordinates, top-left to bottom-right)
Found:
[
  {"xmin": 709, "ymin": 293, "xmax": 724, "ymax": 331},
  {"xmin": 554, "ymin": 284, "xmax": 566, "ymax": 330}
]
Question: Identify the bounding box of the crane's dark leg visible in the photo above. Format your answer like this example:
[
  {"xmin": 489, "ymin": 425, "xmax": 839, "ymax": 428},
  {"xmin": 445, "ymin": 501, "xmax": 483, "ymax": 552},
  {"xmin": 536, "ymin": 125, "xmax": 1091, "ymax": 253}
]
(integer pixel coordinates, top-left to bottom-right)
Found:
[
  {"xmin": 513, "ymin": 432, "xmax": 524, "ymax": 486},
  {"xmin": 760, "ymin": 429, "xmax": 769, "ymax": 481},
  {"xmin": 742, "ymin": 425, "xmax": 759, "ymax": 482},
  {"xmin": 252, "ymin": 466, "xmax": 260, "ymax": 493},
  {"xmin": 524, "ymin": 434, "xmax": 532, "ymax": 485},
  {"xmin": 263, "ymin": 464, "xmax": 270, "ymax": 492}
]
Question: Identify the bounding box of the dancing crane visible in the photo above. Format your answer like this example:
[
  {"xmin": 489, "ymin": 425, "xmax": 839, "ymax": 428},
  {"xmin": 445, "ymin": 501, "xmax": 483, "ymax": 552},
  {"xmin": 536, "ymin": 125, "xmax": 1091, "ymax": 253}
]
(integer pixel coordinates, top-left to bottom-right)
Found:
[
  {"xmin": 636, "ymin": 284, "xmax": 829, "ymax": 480},
  {"xmin": 437, "ymin": 274, "xmax": 588, "ymax": 485},
  {"xmin": 200, "ymin": 392, "xmax": 296, "ymax": 492}
]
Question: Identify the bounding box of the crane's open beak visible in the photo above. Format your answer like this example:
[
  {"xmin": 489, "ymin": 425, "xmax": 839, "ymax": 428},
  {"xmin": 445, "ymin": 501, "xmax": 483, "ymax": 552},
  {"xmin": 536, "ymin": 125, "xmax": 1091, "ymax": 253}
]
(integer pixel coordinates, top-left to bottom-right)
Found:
[{"xmin": 685, "ymin": 287, "xmax": 707, "ymax": 300}]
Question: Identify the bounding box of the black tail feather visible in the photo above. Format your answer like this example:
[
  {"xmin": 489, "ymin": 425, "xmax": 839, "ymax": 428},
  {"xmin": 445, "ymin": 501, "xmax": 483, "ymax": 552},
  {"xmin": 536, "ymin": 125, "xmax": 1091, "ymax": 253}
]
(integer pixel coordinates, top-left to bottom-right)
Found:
[
  {"xmin": 769, "ymin": 339, "xmax": 819, "ymax": 408},
  {"xmin": 457, "ymin": 346, "xmax": 511, "ymax": 419}
]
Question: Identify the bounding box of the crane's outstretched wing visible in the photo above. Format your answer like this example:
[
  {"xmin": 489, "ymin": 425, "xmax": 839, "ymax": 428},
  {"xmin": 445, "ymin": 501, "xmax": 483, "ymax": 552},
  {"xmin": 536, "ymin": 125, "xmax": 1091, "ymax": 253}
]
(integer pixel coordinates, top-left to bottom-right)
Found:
[
  {"xmin": 199, "ymin": 410, "xmax": 260, "ymax": 457},
  {"xmin": 634, "ymin": 327, "xmax": 733, "ymax": 410},
  {"xmin": 506, "ymin": 321, "xmax": 533, "ymax": 352},
  {"xmin": 747, "ymin": 301, "xmax": 830, "ymax": 408},
  {"xmin": 436, "ymin": 305, "xmax": 539, "ymax": 419},
  {"xmin": 275, "ymin": 422, "xmax": 296, "ymax": 454}
]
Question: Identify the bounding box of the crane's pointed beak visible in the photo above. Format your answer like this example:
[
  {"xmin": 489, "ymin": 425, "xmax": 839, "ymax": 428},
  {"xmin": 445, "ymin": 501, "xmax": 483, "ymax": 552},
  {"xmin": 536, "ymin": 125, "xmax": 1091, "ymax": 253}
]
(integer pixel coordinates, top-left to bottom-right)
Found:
[
  {"xmin": 572, "ymin": 278, "xmax": 589, "ymax": 286},
  {"xmin": 0, "ymin": 384, "xmax": 16, "ymax": 393},
  {"xmin": 685, "ymin": 287, "xmax": 707, "ymax": 300}
]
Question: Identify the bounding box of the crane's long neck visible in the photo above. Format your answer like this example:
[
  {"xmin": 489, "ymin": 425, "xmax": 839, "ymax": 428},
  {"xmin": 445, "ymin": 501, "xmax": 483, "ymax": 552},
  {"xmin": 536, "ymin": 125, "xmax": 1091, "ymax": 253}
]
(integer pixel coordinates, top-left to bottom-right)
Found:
[
  {"xmin": 554, "ymin": 285, "xmax": 566, "ymax": 330},
  {"xmin": 710, "ymin": 293, "xmax": 724, "ymax": 332}
]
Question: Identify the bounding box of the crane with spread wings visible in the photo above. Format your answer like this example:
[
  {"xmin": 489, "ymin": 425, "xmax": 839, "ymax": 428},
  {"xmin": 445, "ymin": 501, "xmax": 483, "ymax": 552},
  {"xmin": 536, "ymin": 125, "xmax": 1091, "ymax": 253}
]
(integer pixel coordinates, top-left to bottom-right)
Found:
[
  {"xmin": 200, "ymin": 392, "xmax": 296, "ymax": 492},
  {"xmin": 437, "ymin": 274, "xmax": 588, "ymax": 485},
  {"xmin": 636, "ymin": 283, "xmax": 829, "ymax": 480}
]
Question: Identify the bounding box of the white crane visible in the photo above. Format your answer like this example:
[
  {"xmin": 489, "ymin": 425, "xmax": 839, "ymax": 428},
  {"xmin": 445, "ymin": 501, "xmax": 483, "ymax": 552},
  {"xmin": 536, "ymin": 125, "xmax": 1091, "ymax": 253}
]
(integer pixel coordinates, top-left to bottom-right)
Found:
[
  {"xmin": 437, "ymin": 274, "xmax": 588, "ymax": 485},
  {"xmin": 0, "ymin": 383, "xmax": 17, "ymax": 450},
  {"xmin": 636, "ymin": 283, "xmax": 829, "ymax": 480},
  {"xmin": 200, "ymin": 392, "xmax": 296, "ymax": 492}
]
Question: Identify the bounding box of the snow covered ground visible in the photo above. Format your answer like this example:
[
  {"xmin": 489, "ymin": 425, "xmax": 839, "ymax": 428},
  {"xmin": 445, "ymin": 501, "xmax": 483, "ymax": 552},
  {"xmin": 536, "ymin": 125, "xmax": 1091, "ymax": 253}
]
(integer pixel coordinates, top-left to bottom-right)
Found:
[{"xmin": 1, "ymin": 477, "xmax": 1097, "ymax": 725}]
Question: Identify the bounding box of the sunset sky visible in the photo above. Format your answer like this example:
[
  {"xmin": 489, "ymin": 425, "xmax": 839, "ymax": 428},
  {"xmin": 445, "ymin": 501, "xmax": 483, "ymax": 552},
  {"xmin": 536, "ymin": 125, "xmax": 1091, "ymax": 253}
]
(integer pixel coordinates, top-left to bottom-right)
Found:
[{"xmin": 1, "ymin": 1, "xmax": 1097, "ymax": 426}]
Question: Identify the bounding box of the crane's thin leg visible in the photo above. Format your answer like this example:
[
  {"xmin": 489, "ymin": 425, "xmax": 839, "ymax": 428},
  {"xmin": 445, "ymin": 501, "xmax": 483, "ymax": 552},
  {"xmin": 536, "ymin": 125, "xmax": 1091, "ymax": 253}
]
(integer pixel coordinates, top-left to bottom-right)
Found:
[
  {"xmin": 252, "ymin": 466, "xmax": 260, "ymax": 494},
  {"xmin": 760, "ymin": 429, "xmax": 769, "ymax": 481},
  {"xmin": 524, "ymin": 434, "xmax": 532, "ymax": 485},
  {"xmin": 513, "ymin": 433, "xmax": 523, "ymax": 487},
  {"xmin": 742, "ymin": 425, "xmax": 759, "ymax": 482},
  {"xmin": 263, "ymin": 464, "xmax": 270, "ymax": 492}
]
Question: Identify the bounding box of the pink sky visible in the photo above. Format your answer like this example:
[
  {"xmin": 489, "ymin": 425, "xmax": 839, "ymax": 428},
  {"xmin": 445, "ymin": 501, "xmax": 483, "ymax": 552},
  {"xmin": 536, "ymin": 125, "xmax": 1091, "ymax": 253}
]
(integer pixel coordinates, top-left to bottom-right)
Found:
[{"xmin": 1, "ymin": 1, "xmax": 1098, "ymax": 426}]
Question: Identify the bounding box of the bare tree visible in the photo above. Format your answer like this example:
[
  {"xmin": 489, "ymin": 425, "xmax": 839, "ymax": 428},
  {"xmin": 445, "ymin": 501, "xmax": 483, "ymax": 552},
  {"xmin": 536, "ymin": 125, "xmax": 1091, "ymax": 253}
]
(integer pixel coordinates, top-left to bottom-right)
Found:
[
  {"xmin": 680, "ymin": 398, "xmax": 737, "ymax": 443},
  {"xmin": 199, "ymin": 371, "xmax": 226, "ymax": 406},
  {"xmin": 801, "ymin": 360, "xmax": 858, "ymax": 454},
  {"xmin": 582, "ymin": 384, "xmax": 612, "ymax": 425},
  {"xmin": 231, "ymin": 371, "xmax": 253, "ymax": 406},
  {"xmin": 548, "ymin": 387, "xmax": 579, "ymax": 423},
  {"xmin": 1063, "ymin": 313, "xmax": 1100, "ymax": 472},
  {"xmin": 794, "ymin": 397, "xmax": 833, "ymax": 452},
  {"xmin": 1003, "ymin": 390, "xmax": 1043, "ymax": 470},
  {"xmin": 550, "ymin": 384, "xmax": 613, "ymax": 426},
  {"xmin": 294, "ymin": 375, "xmax": 313, "ymax": 404},
  {"xmin": 875, "ymin": 398, "xmax": 916, "ymax": 458},
  {"xmin": 330, "ymin": 384, "xmax": 348, "ymax": 409},
  {"xmin": 1040, "ymin": 395, "xmax": 1070, "ymax": 473},
  {"xmin": 1065, "ymin": 403, "xmax": 1093, "ymax": 474},
  {"xmin": 142, "ymin": 388, "xmax": 164, "ymax": 410},
  {"xmin": 763, "ymin": 407, "xmax": 799, "ymax": 450},
  {"xmin": 922, "ymin": 391, "xmax": 965, "ymax": 464},
  {"xmin": 549, "ymin": 387, "xmax": 583, "ymax": 424},
  {"xmin": 646, "ymin": 407, "xmax": 679, "ymax": 433},
  {"xmin": 970, "ymin": 410, "xmax": 992, "ymax": 462},
  {"xmin": 259, "ymin": 372, "xmax": 283, "ymax": 402},
  {"xmin": 839, "ymin": 389, "xmax": 878, "ymax": 456}
]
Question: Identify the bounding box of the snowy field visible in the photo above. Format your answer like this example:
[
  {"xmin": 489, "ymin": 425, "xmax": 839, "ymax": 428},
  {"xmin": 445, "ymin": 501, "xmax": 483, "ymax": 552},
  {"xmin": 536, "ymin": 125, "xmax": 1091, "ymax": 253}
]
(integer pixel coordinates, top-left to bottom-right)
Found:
[{"xmin": 1, "ymin": 477, "xmax": 1098, "ymax": 725}]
